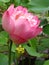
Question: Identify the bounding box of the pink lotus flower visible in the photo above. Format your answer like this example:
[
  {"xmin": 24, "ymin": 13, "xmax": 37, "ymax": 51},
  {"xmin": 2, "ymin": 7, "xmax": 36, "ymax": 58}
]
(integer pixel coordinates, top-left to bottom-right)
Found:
[{"xmin": 2, "ymin": 4, "xmax": 42, "ymax": 44}]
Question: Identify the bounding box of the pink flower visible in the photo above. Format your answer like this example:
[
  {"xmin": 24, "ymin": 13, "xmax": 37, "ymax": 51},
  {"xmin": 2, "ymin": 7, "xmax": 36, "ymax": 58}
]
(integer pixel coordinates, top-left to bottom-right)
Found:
[{"xmin": 2, "ymin": 4, "xmax": 42, "ymax": 44}]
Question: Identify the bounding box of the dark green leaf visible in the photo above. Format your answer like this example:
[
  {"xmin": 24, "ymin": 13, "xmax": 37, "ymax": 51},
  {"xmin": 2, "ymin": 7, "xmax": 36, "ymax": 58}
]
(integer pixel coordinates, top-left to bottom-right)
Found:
[
  {"xmin": 28, "ymin": 38, "xmax": 37, "ymax": 49},
  {"xmin": 29, "ymin": 0, "xmax": 49, "ymax": 7},
  {"xmin": 43, "ymin": 60, "xmax": 49, "ymax": 65},
  {"xmin": 0, "ymin": 16, "xmax": 2, "ymax": 24},
  {"xmin": 23, "ymin": 44, "xmax": 43, "ymax": 57},
  {"xmin": 35, "ymin": 59, "xmax": 44, "ymax": 65},
  {"xmin": 14, "ymin": 0, "xmax": 21, "ymax": 6},
  {"xmin": 0, "ymin": 45, "xmax": 8, "ymax": 52},
  {"xmin": 0, "ymin": 2, "xmax": 7, "ymax": 11},
  {"xmin": 29, "ymin": 7, "xmax": 49, "ymax": 13},
  {"xmin": 12, "ymin": 43, "xmax": 16, "ymax": 52},
  {"xmin": 43, "ymin": 24, "xmax": 49, "ymax": 35},
  {"xmin": 0, "ymin": 0, "xmax": 10, "ymax": 3},
  {"xmin": 40, "ymin": 18, "xmax": 48, "ymax": 26},
  {"xmin": 0, "ymin": 53, "xmax": 8, "ymax": 65},
  {"xmin": 0, "ymin": 31, "xmax": 8, "ymax": 45},
  {"xmin": 40, "ymin": 38, "xmax": 49, "ymax": 48},
  {"xmin": 28, "ymin": 0, "xmax": 49, "ymax": 13}
]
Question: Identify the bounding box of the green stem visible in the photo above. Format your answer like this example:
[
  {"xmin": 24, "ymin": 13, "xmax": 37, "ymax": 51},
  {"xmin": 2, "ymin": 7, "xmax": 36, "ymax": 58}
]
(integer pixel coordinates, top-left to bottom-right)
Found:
[
  {"xmin": 9, "ymin": 39, "xmax": 12, "ymax": 65},
  {"xmin": 16, "ymin": 59, "xmax": 18, "ymax": 65}
]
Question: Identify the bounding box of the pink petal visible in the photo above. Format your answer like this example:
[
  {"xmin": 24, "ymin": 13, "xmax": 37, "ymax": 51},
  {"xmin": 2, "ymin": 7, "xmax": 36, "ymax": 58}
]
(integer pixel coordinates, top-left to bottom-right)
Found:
[
  {"xmin": 32, "ymin": 27, "xmax": 42, "ymax": 37},
  {"xmin": 22, "ymin": 8, "xmax": 28, "ymax": 13},
  {"xmin": 2, "ymin": 5, "xmax": 42, "ymax": 44},
  {"xmin": 7, "ymin": 4, "xmax": 14, "ymax": 15},
  {"xmin": 13, "ymin": 18, "xmax": 30, "ymax": 35},
  {"xmin": 33, "ymin": 15, "xmax": 41, "ymax": 27},
  {"xmin": 2, "ymin": 11, "xmax": 15, "ymax": 34},
  {"xmin": 10, "ymin": 27, "xmax": 42, "ymax": 44},
  {"xmin": 15, "ymin": 6, "xmax": 28, "ymax": 13},
  {"xmin": 10, "ymin": 34, "xmax": 26, "ymax": 44},
  {"xmin": 15, "ymin": 6, "xmax": 23, "ymax": 11},
  {"xmin": 19, "ymin": 27, "xmax": 42, "ymax": 40}
]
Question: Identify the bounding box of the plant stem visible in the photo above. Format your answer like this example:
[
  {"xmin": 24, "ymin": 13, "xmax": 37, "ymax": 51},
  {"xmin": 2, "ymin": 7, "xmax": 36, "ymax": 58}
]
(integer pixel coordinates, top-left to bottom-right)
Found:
[
  {"xmin": 16, "ymin": 59, "xmax": 18, "ymax": 65},
  {"xmin": 9, "ymin": 39, "xmax": 12, "ymax": 65}
]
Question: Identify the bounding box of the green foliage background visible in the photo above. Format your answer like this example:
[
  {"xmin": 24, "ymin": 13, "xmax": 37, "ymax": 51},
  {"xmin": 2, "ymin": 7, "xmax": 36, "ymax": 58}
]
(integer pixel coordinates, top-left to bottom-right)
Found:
[{"xmin": 0, "ymin": 0, "xmax": 49, "ymax": 65}]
